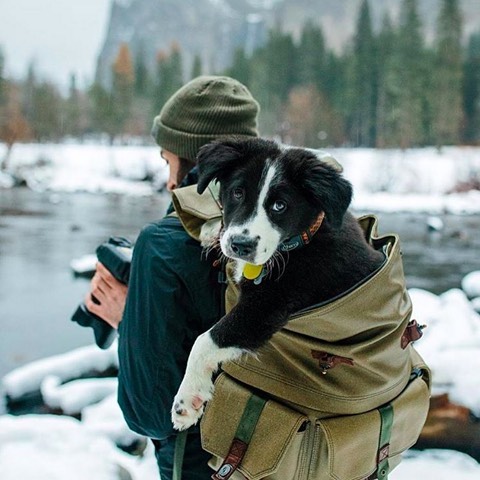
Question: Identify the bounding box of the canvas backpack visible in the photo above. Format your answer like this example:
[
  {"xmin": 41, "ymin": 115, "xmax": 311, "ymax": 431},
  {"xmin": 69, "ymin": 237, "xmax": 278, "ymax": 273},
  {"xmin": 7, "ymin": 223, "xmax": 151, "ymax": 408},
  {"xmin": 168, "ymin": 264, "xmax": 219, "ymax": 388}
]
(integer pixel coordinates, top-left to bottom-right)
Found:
[{"xmin": 171, "ymin": 184, "xmax": 431, "ymax": 480}]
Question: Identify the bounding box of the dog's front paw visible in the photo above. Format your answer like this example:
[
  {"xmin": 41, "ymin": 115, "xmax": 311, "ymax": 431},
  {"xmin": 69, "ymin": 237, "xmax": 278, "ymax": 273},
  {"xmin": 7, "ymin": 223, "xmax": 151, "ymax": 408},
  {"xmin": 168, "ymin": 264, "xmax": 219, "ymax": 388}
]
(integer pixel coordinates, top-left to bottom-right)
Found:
[{"xmin": 171, "ymin": 381, "xmax": 213, "ymax": 431}]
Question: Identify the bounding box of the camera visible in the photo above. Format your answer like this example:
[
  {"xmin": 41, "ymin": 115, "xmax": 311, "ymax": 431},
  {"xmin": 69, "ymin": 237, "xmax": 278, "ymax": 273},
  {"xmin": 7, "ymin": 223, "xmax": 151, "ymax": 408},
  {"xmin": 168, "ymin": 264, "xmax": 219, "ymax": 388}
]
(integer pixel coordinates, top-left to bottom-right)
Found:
[{"xmin": 71, "ymin": 236, "xmax": 133, "ymax": 349}]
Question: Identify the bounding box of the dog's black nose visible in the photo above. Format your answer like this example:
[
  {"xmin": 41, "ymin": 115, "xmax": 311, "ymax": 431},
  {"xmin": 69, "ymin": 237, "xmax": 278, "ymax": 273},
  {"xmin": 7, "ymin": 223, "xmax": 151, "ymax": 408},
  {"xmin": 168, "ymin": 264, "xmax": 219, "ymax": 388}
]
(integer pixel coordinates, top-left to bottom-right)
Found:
[{"xmin": 230, "ymin": 236, "xmax": 256, "ymax": 257}]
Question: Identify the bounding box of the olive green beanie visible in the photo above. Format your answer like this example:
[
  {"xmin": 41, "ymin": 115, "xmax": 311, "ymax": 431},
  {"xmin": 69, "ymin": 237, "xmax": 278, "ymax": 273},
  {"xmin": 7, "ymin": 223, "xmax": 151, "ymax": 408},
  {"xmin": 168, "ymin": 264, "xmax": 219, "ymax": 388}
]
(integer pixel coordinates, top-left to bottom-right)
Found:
[{"xmin": 151, "ymin": 76, "xmax": 259, "ymax": 161}]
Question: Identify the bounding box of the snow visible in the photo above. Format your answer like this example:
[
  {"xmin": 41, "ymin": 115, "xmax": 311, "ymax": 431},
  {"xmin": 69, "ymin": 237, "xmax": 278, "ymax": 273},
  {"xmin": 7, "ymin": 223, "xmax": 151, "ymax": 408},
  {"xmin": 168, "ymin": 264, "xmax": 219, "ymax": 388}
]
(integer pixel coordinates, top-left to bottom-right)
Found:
[
  {"xmin": 40, "ymin": 375, "xmax": 118, "ymax": 415},
  {"xmin": 0, "ymin": 414, "xmax": 157, "ymax": 480},
  {"xmin": 1, "ymin": 143, "xmax": 479, "ymax": 214},
  {"xmin": 0, "ymin": 142, "xmax": 169, "ymax": 195},
  {"xmin": 70, "ymin": 253, "xmax": 98, "ymax": 275},
  {"xmin": 391, "ymin": 450, "xmax": 480, "ymax": 480},
  {"xmin": 409, "ymin": 286, "xmax": 480, "ymax": 415},
  {"xmin": 2, "ymin": 343, "xmax": 118, "ymax": 399},
  {"xmin": 462, "ymin": 271, "xmax": 480, "ymax": 299},
  {"xmin": 1, "ymin": 142, "xmax": 480, "ymax": 477}
]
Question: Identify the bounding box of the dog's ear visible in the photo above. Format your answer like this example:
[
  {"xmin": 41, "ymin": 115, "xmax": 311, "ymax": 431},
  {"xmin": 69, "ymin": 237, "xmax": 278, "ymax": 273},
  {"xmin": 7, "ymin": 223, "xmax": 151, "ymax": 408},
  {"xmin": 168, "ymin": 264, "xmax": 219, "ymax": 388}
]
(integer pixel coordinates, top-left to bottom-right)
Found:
[
  {"xmin": 302, "ymin": 159, "xmax": 353, "ymax": 228},
  {"xmin": 196, "ymin": 141, "xmax": 243, "ymax": 194}
]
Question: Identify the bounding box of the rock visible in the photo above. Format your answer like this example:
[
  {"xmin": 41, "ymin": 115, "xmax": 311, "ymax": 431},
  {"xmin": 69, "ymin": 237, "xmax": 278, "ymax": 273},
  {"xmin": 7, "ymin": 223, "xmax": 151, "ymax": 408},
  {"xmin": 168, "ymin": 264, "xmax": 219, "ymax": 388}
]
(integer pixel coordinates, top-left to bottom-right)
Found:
[{"xmin": 415, "ymin": 394, "xmax": 480, "ymax": 462}]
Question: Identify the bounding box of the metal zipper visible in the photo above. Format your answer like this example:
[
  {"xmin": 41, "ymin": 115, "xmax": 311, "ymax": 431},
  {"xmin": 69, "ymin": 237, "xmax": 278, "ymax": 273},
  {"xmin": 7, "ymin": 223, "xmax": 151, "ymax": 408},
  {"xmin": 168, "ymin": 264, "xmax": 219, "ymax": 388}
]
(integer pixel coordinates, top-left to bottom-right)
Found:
[
  {"xmin": 297, "ymin": 421, "xmax": 315, "ymax": 480},
  {"xmin": 306, "ymin": 422, "xmax": 322, "ymax": 479}
]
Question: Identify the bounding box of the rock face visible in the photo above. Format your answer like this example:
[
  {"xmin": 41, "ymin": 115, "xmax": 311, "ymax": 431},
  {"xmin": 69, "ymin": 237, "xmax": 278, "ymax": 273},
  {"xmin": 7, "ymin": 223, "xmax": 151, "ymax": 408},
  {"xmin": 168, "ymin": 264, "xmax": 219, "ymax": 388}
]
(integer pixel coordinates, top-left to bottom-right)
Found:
[
  {"xmin": 95, "ymin": 0, "xmax": 268, "ymax": 85},
  {"xmin": 95, "ymin": 0, "xmax": 480, "ymax": 86}
]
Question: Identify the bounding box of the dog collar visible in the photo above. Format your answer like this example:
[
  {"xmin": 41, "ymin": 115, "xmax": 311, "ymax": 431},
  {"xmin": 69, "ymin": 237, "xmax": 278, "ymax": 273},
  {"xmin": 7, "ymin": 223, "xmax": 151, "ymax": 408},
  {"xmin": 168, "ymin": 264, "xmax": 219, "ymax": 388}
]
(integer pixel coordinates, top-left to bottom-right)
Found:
[
  {"xmin": 242, "ymin": 211, "xmax": 325, "ymax": 284},
  {"xmin": 279, "ymin": 211, "xmax": 325, "ymax": 253}
]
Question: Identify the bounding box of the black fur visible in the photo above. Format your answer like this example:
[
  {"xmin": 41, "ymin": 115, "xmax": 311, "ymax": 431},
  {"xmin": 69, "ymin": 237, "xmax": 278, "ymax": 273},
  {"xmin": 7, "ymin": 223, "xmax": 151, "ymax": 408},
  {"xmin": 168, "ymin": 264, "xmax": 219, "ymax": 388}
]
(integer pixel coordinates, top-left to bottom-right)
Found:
[{"xmin": 196, "ymin": 138, "xmax": 385, "ymax": 351}]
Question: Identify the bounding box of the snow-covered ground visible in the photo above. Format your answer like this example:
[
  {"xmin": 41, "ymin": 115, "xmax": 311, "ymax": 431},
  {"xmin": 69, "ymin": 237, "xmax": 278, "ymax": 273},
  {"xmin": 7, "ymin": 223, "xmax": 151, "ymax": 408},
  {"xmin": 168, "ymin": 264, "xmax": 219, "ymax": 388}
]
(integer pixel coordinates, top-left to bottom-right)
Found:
[
  {"xmin": 1, "ymin": 142, "xmax": 480, "ymax": 213},
  {"xmin": 0, "ymin": 142, "xmax": 169, "ymax": 195},
  {"xmin": 1, "ymin": 142, "xmax": 480, "ymax": 478}
]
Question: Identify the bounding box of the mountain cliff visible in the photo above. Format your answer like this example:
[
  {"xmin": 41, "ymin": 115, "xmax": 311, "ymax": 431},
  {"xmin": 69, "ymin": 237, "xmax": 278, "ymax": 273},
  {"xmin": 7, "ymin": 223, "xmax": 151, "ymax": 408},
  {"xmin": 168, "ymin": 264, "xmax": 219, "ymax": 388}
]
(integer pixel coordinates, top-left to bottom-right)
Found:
[{"xmin": 95, "ymin": 0, "xmax": 479, "ymax": 86}]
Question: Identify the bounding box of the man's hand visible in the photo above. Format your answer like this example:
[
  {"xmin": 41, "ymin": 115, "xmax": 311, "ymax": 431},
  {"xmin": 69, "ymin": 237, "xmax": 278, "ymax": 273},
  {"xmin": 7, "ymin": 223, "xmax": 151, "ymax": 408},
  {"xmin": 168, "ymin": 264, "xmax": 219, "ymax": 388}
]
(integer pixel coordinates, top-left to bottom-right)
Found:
[{"xmin": 84, "ymin": 262, "xmax": 128, "ymax": 329}]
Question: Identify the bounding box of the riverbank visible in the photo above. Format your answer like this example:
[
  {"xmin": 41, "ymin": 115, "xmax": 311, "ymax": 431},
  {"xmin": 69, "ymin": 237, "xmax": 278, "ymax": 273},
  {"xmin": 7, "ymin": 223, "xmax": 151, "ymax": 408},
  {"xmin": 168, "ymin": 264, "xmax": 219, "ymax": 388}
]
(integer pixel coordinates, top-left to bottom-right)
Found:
[
  {"xmin": 1, "ymin": 142, "xmax": 480, "ymax": 213},
  {"xmin": 2, "ymin": 271, "xmax": 480, "ymax": 479}
]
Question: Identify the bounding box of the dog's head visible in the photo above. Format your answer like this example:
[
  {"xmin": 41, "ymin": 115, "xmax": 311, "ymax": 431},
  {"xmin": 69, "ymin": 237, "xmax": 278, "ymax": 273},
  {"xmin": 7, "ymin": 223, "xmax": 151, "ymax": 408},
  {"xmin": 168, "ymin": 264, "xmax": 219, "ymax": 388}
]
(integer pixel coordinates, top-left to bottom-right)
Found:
[{"xmin": 197, "ymin": 138, "xmax": 352, "ymax": 265}]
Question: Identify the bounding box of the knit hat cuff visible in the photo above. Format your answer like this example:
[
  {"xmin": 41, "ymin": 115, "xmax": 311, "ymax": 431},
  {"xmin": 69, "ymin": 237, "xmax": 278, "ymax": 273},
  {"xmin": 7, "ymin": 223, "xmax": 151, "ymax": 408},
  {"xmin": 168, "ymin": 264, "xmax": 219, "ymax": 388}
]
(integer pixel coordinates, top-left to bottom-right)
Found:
[{"xmin": 152, "ymin": 116, "xmax": 258, "ymax": 161}]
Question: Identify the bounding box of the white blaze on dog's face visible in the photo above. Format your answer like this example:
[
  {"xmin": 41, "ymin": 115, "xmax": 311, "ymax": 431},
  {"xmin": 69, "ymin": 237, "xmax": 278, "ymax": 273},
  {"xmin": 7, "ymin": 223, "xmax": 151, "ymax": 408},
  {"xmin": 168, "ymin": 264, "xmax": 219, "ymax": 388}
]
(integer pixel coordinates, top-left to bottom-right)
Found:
[{"xmin": 220, "ymin": 161, "xmax": 282, "ymax": 265}]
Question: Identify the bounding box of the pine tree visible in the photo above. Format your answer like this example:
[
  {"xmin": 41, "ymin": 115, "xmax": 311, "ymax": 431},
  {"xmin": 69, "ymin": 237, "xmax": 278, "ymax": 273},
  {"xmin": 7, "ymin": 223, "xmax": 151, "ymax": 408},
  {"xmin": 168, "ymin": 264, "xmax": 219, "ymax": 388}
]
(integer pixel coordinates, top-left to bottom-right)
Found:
[
  {"xmin": 191, "ymin": 53, "xmax": 203, "ymax": 79},
  {"xmin": 463, "ymin": 32, "xmax": 480, "ymax": 143},
  {"xmin": 296, "ymin": 21, "xmax": 326, "ymax": 91},
  {"xmin": 30, "ymin": 81, "xmax": 62, "ymax": 141},
  {"xmin": 112, "ymin": 42, "xmax": 135, "ymax": 138},
  {"xmin": 89, "ymin": 81, "xmax": 116, "ymax": 142},
  {"xmin": 226, "ymin": 47, "xmax": 250, "ymax": 86},
  {"xmin": 249, "ymin": 28, "xmax": 296, "ymax": 135},
  {"xmin": 169, "ymin": 42, "xmax": 183, "ymax": 93},
  {"xmin": 151, "ymin": 44, "xmax": 184, "ymax": 116},
  {"xmin": 23, "ymin": 62, "xmax": 37, "ymax": 128},
  {"xmin": 391, "ymin": 0, "xmax": 427, "ymax": 148},
  {"xmin": 349, "ymin": 0, "xmax": 377, "ymax": 146},
  {"xmin": 375, "ymin": 14, "xmax": 397, "ymax": 147},
  {"xmin": 152, "ymin": 50, "xmax": 170, "ymax": 115},
  {"xmin": 134, "ymin": 42, "xmax": 150, "ymax": 97},
  {"xmin": 323, "ymin": 51, "xmax": 348, "ymax": 127},
  {"xmin": 64, "ymin": 73, "xmax": 82, "ymax": 138},
  {"xmin": 431, "ymin": 0, "xmax": 463, "ymax": 146}
]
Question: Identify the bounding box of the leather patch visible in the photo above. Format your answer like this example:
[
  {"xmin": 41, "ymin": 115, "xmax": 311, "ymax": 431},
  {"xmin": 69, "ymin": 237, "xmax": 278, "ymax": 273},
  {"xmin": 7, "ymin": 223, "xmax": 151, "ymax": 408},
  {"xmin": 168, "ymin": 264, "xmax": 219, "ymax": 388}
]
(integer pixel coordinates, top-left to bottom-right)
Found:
[
  {"xmin": 401, "ymin": 320, "xmax": 425, "ymax": 349},
  {"xmin": 311, "ymin": 350, "xmax": 354, "ymax": 374},
  {"xmin": 212, "ymin": 438, "xmax": 248, "ymax": 480},
  {"xmin": 377, "ymin": 444, "xmax": 390, "ymax": 463}
]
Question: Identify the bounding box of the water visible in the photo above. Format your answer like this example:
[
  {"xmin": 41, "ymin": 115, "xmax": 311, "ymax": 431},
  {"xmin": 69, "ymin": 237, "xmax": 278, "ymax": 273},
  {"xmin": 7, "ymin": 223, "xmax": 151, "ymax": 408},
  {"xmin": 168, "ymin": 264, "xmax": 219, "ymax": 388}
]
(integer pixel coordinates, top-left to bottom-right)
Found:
[
  {"xmin": 0, "ymin": 188, "xmax": 479, "ymax": 380},
  {"xmin": 0, "ymin": 188, "xmax": 170, "ymax": 380}
]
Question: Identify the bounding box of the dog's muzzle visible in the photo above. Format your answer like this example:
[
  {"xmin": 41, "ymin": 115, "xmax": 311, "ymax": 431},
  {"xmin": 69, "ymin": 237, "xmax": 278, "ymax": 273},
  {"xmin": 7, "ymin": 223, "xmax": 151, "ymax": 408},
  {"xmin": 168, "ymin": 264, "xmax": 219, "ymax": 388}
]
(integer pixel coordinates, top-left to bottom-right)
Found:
[{"xmin": 228, "ymin": 235, "xmax": 258, "ymax": 260}]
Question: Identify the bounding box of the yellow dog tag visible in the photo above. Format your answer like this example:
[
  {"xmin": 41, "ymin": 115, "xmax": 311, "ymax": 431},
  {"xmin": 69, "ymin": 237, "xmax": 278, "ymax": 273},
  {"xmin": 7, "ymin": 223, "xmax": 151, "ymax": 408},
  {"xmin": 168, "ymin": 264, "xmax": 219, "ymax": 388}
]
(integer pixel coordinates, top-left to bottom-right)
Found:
[{"xmin": 243, "ymin": 263, "xmax": 263, "ymax": 280}]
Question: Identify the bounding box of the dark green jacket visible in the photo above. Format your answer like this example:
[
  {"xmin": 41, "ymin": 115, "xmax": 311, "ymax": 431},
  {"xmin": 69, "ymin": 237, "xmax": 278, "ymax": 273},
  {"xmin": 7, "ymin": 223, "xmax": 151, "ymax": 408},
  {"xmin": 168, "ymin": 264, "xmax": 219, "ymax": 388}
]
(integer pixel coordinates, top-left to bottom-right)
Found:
[{"xmin": 117, "ymin": 210, "xmax": 222, "ymax": 440}]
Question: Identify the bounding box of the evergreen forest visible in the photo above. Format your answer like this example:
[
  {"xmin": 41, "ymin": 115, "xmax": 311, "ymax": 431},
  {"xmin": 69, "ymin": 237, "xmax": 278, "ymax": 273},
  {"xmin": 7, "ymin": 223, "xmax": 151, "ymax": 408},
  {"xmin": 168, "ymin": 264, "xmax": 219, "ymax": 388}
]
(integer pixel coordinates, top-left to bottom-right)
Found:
[{"xmin": 1, "ymin": 0, "xmax": 479, "ymax": 155}]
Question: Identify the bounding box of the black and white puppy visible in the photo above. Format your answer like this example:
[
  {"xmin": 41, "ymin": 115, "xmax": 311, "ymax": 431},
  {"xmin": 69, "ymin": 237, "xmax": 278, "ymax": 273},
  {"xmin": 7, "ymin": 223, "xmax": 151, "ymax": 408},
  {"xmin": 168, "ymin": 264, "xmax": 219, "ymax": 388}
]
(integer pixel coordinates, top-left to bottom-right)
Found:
[{"xmin": 171, "ymin": 138, "xmax": 384, "ymax": 430}]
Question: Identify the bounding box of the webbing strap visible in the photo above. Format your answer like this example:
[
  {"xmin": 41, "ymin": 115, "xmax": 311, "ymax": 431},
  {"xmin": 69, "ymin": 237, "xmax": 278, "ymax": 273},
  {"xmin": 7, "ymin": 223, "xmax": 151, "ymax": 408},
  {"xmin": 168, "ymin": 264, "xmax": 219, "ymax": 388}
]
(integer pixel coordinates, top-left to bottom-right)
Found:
[
  {"xmin": 376, "ymin": 404, "xmax": 394, "ymax": 480},
  {"xmin": 172, "ymin": 430, "xmax": 188, "ymax": 480},
  {"xmin": 235, "ymin": 394, "xmax": 267, "ymax": 443},
  {"xmin": 212, "ymin": 394, "xmax": 267, "ymax": 480}
]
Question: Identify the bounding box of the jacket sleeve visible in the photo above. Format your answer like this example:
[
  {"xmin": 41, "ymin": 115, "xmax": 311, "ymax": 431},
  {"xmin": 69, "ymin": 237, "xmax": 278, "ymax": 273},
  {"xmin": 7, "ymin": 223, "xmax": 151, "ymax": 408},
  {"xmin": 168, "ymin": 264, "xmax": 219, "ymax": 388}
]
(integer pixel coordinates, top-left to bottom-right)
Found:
[{"xmin": 117, "ymin": 216, "xmax": 221, "ymax": 439}]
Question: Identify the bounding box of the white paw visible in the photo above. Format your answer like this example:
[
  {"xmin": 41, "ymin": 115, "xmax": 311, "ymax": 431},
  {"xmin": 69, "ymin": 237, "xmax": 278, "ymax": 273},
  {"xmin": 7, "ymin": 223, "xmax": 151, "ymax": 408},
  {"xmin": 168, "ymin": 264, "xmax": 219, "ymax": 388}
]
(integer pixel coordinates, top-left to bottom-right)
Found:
[{"xmin": 171, "ymin": 380, "xmax": 214, "ymax": 431}]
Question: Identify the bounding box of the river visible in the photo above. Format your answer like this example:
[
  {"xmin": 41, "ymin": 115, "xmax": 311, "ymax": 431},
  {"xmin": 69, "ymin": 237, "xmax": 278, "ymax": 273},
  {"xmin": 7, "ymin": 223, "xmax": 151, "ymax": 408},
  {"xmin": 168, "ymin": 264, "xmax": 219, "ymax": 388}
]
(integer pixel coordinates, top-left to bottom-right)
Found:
[{"xmin": 1, "ymin": 188, "xmax": 479, "ymax": 380}]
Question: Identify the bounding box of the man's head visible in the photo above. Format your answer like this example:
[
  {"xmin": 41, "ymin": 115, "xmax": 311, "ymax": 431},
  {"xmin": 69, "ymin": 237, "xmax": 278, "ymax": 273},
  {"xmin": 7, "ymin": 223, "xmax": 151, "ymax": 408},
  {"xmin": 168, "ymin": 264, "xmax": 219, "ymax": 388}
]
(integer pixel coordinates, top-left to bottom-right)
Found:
[{"xmin": 151, "ymin": 75, "xmax": 260, "ymax": 190}]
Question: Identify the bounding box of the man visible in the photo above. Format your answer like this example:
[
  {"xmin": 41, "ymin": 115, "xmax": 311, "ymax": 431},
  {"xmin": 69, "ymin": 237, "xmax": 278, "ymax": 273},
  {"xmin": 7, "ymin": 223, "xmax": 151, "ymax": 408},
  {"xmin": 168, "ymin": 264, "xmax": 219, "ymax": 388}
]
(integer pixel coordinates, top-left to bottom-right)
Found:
[{"xmin": 85, "ymin": 75, "xmax": 260, "ymax": 479}]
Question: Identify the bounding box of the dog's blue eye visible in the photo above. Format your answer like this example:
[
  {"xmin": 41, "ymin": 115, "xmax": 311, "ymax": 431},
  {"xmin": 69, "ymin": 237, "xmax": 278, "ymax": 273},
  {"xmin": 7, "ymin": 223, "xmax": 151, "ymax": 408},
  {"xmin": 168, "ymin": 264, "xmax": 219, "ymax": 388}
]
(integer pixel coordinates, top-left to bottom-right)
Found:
[
  {"xmin": 232, "ymin": 188, "xmax": 244, "ymax": 200},
  {"xmin": 272, "ymin": 200, "xmax": 287, "ymax": 213}
]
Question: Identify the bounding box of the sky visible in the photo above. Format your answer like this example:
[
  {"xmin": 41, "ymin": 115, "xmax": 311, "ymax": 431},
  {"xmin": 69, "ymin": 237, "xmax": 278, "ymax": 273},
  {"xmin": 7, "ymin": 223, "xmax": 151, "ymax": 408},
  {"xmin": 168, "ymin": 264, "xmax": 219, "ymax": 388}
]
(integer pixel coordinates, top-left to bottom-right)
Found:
[{"xmin": 0, "ymin": 0, "xmax": 112, "ymax": 89}]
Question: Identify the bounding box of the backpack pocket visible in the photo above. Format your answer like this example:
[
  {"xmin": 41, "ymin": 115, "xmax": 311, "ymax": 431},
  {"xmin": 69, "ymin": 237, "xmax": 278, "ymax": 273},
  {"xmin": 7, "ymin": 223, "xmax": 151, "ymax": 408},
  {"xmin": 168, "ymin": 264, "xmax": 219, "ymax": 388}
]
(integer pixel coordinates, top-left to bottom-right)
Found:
[
  {"xmin": 201, "ymin": 373, "xmax": 308, "ymax": 480},
  {"xmin": 312, "ymin": 371, "xmax": 430, "ymax": 480},
  {"xmin": 201, "ymin": 369, "xmax": 430, "ymax": 480}
]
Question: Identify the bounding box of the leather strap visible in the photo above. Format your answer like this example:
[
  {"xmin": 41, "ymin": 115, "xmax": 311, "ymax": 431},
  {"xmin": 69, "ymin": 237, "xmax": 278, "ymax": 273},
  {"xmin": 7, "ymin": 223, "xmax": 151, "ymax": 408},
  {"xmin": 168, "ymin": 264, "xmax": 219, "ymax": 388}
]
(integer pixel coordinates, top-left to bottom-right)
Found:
[
  {"xmin": 376, "ymin": 404, "xmax": 394, "ymax": 480},
  {"xmin": 212, "ymin": 394, "xmax": 267, "ymax": 480}
]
